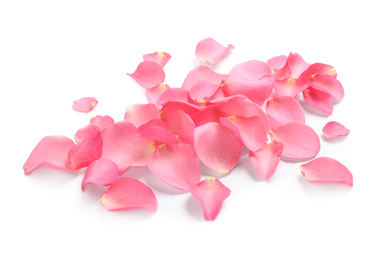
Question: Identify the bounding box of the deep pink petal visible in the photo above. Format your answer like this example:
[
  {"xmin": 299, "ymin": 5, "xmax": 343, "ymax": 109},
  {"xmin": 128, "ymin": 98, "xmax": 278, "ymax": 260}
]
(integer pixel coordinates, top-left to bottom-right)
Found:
[
  {"xmin": 322, "ymin": 121, "xmax": 350, "ymax": 139},
  {"xmin": 194, "ymin": 122, "xmax": 241, "ymax": 174},
  {"xmin": 23, "ymin": 136, "xmax": 76, "ymax": 175},
  {"xmin": 303, "ymin": 87, "xmax": 334, "ymax": 115},
  {"xmin": 273, "ymin": 78, "xmax": 307, "ymax": 98},
  {"xmin": 309, "ymin": 74, "xmax": 344, "ymax": 101},
  {"xmin": 101, "ymin": 121, "xmax": 155, "ymax": 174},
  {"xmin": 145, "ymin": 83, "xmax": 171, "ymax": 104},
  {"xmin": 81, "ymin": 159, "xmax": 119, "ymax": 191},
  {"xmin": 182, "ymin": 65, "xmax": 228, "ymax": 90},
  {"xmin": 265, "ymin": 96, "xmax": 305, "ymax": 128},
  {"xmin": 160, "ymin": 101, "xmax": 201, "ymax": 119},
  {"xmin": 101, "ymin": 177, "xmax": 158, "ymax": 211},
  {"xmin": 72, "ymin": 97, "xmax": 98, "ymax": 113},
  {"xmin": 143, "ymin": 52, "xmax": 171, "ymax": 68},
  {"xmin": 195, "ymin": 37, "xmax": 234, "ymax": 65},
  {"xmin": 136, "ymin": 119, "xmax": 178, "ymax": 144},
  {"xmin": 156, "ymin": 88, "xmax": 190, "ymax": 106},
  {"xmin": 189, "ymin": 177, "xmax": 231, "ymax": 221},
  {"xmin": 270, "ymin": 122, "xmax": 320, "ymax": 160},
  {"xmin": 161, "ymin": 109, "xmax": 195, "ymax": 145},
  {"xmin": 127, "ymin": 61, "xmax": 165, "ymax": 89},
  {"xmin": 189, "ymin": 80, "xmax": 220, "ymax": 102},
  {"xmin": 124, "ymin": 103, "xmax": 160, "ymax": 127},
  {"xmin": 249, "ymin": 141, "xmax": 284, "ymax": 181},
  {"xmin": 300, "ymin": 157, "xmax": 353, "ymax": 186},
  {"xmin": 148, "ymin": 143, "xmax": 200, "ymax": 190},
  {"xmin": 89, "ymin": 115, "xmax": 114, "ymax": 130}
]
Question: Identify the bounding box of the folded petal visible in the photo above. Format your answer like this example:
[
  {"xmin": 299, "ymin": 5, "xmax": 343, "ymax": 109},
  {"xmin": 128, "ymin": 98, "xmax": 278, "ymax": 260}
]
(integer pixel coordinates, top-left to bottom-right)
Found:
[
  {"xmin": 156, "ymin": 88, "xmax": 190, "ymax": 106},
  {"xmin": 299, "ymin": 63, "xmax": 337, "ymax": 80},
  {"xmin": 89, "ymin": 115, "xmax": 114, "ymax": 130},
  {"xmin": 182, "ymin": 65, "xmax": 228, "ymax": 90},
  {"xmin": 124, "ymin": 103, "xmax": 160, "ymax": 127},
  {"xmin": 303, "ymin": 87, "xmax": 334, "ymax": 115},
  {"xmin": 309, "ymin": 74, "xmax": 344, "ymax": 101},
  {"xmin": 146, "ymin": 83, "xmax": 171, "ymax": 104},
  {"xmin": 270, "ymin": 122, "xmax": 320, "ymax": 160},
  {"xmin": 148, "ymin": 143, "xmax": 200, "ymax": 190},
  {"xmin": 143, "ymin": 51, "xmax": 171, "ymax": 68},
  {"xmin": 101, "ymin": 121, "xmax": 155, "ymax": 174},
  {"xmin": 195, "ymin": 37, "xmax": 234, "ymax": 65},
  {"xmin": 194, "ymin": 122, "xmax": 241, "ymax": 174},
  {"xmin": 161, "ymin": 109, "xmax": 195, "ymax": 145},
  {"xmin": 101, "ymin": 177, "xmax": 158, "ymax": 211},
  {"xmin": 273, "ymin": 78, "xmax": 307, "ymax": 98},
  {"xmin": 68, "ymin": 127, "xmax": 103, "ymax": 170},
  {"xmin": 267, "ymin": 55, "xmax": 291, "ymax": 80},
  {"xmin": 72, "ymin": 97, "xmax": 98, "ymax": 113},
  {"xmin": 286, "ymin": 52, "xmax": 310, "ymax": 78},
  {"xmin": 23, "ymin": 136, "xmax": 76, "ymax": 175},
  {"xmin": 127, "ymin": 61, "xmax": 165, "ymax": 89},
  {"xmin": 192, "ymin": 105, "xmax": 224, "ymax": 127},
  {"xmin": 322, "ymin": 121, "xmax": 350, "ymax": 139},
  {"xmin": 189, "ymin": 177, "xmax": 231, "ymax": 221},
  {"xmin": 74, "ymin": 125, "xmax": 100, "ymax": 143},
  {"xmin": 300, "ymin": 157, "xmax": 353, "ymax": 186},
  {"xmin": 136, "ymin": 119, "xmax": 178, "ymax": 144},
  {"xmin": 81, "ymin": 159, "xmax": 119, "ymax": 191},
  {"xmin": 265, "ymin": 96, "xmax": 305, "ymax": 129},
  {"xmin": 249, "ymin": 141, "xmax": 284, "ymax": 181},
  {"xmin": 189, "ymin": 80, "xmax": 220, "ymax": 102}
]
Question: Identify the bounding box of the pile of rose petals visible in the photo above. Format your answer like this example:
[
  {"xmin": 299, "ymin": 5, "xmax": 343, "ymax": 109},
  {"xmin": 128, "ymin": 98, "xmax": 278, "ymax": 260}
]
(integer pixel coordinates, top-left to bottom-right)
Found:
[{"xmin": 23, "ymin": 37, "xmax": 352, "ymax": 221}]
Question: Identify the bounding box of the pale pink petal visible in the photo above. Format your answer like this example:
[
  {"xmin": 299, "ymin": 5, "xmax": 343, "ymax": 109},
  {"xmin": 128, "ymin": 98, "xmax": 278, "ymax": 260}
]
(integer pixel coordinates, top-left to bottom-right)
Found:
[
  {"xmin": 73, "ymin": 97, "xmax": 98, "ymax": 113},
  {"xmin": 309, "ymin": 74, "xmax": 344, "ymax": 101},
  {"xmin": 161, "ymin": 109, "xmax": 195, "ymax": 145},
  {"xmin": 136, "ymin": 119, "xmax": 178, "ymax": 144},
  {"xmin": 189, "ymin": 177, "xmax": 231, "ymax": 221},
  {"xmin": 322, "ymin": 121, "xmax": 350, "ymax": 139},
  {"xmin": 273, "ymin": 78, "xmax": 307, "ymax": 98},
  {"xmin": 267, "ymin": 55, "xmax": 291, "ymax": 80},
  {"xmin": 194, "ymin": 122, "xmax": 241, "ymax": 174},
  {"xmin": 156, "ymin": 88, "xmax": 190, "ymax": 106},
  {"xmin": 265, "ymin": 96, "xmax": 305, "ymax": 129},
  {"xmin": 143, "ymin": 52, "xmax": 171, "ymax": 68},
  {"xmin": 23, "ymin": 136, "xmax": 76, "ymax": 175},
  {"xmin": 195, "ymin": 37, "xmax": 234, "ymax": 65},
  {"xmin": 127, "ymin": 61, "xmax": 165, "ymax": 89},
  {"xmin": 101, "ymin": 121, "xmax": 155, "ymax": 174},
  {"xmin": 124, "ymin": 103, "xmax": 160, "ymax": 127},
  {"xmin": 299, "ymin": 63, "xmax": 337, "ymax": 80},
  {"xmin": 300, "ymin": 157, "xmax": 353, "ymax": 186},
  {"xmin": 81, "ymin": 159, "xmax": 119, "ymax": 191},
  {"xmin": 270, "ymin": 122, "xmax": 320, "ymax": 160},
  {"xmin": 189, "ymin": 80, "xmax": 220, "ymax": 102},
  {"xmin": 303, "ymin": 87, "xmax": 334, "ymax": 115},
  {"xmin": 182, "ymin": 65, "xmax": 228, "ymax": 90},
  {"xmin": 89, "ymin": 115, "xmax": 114, "ymax": 130},
  {"xmin": 101, "ymin": 177, "xmax": 158, "ymax": 211},
  {"xmin": 74, "ymin": 125, "xmax": 100, "ymax": 143},
  {"xmin": 249, "ymin": 141, "xmax": 284, "ymax": 181},
  {"xmin": 148, "ymin": 143, "xmax": 200, "ymax": 190},
  {"xmin": 146, "ymin": 83, "xmax": 171, "ymax": 104},
  {"xmin": 286, "ymin": 52, "xmax": 310, "ymax": 78},
  {"xmin": 68, "ymin": 128, "xmax": 102, "ymax": 170}
]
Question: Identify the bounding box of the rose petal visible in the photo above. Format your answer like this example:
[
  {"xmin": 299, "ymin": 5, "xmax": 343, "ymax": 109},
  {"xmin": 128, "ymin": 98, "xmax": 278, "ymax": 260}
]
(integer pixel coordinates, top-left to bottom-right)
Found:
[
  {"xmin": 182, "ymin": 65, "xmax": 228, "ymax": 90},
  {"xmin": 286, "ymin": 52, "xmax": 310, "ymax": 78},
  {"xmin": 194, "ymin": 122, "xmax": 242, "ymax": 174},
  {"xmin": 124, "ymin": 103, "xmax": 160, "ymax": 127},
  {"xmin": 74, "ymin": 125, "xmax": 100, "ymax": 143},
  {"xmin": 136, "ymin": 119, "xmax": 179, "ymax": 144},
  {"xmin": 303, "ymin": 87, "xmax": 334, "ymax": 115},
  {"xmin": 195, "ymin": 37, "xmax": 234, "ymax": 65},
  {"xmin": 273, "ymin": 78, "xmax": 307, "ymax": 98},
  {"xmin": 299, "ymin": 63, "xmax": 337, "ymax": 80},
  {"xmin": 160, "ymin": 101, "xmax": 201, "ymax": 119},
  {"xmin": 101, "ymin": 177, "xmax": 158, "ymax": 211},
  {"xmin": 249, "ymin": 141, "xmax": 284, "ymax": 181},
  {"xmin": 300, "ymin": 157, "xmax": 353, "ymax": 186},
  {"xmin": 143, "ymin": 51, "xmax": 171, "ymax": 68},
  {"xmin": 127, "ymin": 61, "xmax": 165, "ymax": 89},
  {"xmin": 146, "ymin": 83, "xmax": 171, "ymax": 104},
  {"xmin": 73, "ymin": 97, "xmax": 98, "ymax": 113},
  {"xmin": 23, "ymin": 136, "xmax": 76, "ymax": 175},
  {"xmin": 265, "ymin": 96, "xmax": 305, "ymax": 129},
  {"xmin": 192, "ymin": 105, "xmax": 224, "ymax": 127},
  {"xmin": 156, "ymin": 88, "xmax": 190, "ymax": 106},
  {"xmin": 89, "ymin": 115, "xmax": 114, "ymax": 130},
  {"xmin": 322, "ymin": 121, "xmax": 350, "ymax": 139},
  {"xmin": 189, "ymin": 177, "xmax": 231, "ymax": 221},
  {"xmin": 161, "ymin": 109, "xmax": 195, "ymax": 145},
  {"xmin": 309, "ymin": 74, "xmax": 344, "ymax": 101},
  {"xmin": 267, "ymin": 55, "xmax": 291, "ymax": 80},
  {"xmin": 189, "ymin": 80, "xmax": 220, "ymax": 102},
  {"xmin": 81, "ymin": 159, "xmax": 119, "ymax": 191}
]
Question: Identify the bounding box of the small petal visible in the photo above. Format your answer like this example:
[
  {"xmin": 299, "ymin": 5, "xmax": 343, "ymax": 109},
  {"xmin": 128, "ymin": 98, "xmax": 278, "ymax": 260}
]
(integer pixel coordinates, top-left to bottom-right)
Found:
[
  {"xmin": 249, "ymin": 141, "xmax": 284, "ymax": 181},
  {"xmin": 124, "ymin": 103, "xmax": 160, "ymax": 127},
  {"xmin": 189, "ymin": 80, "xmax": 220, "ymax": 102},
  {"xmin": 303, "ymin": 87, "xmax": 334, "ymax": 115},
  {"xmin": 265, "ymin": 96, "xmax": 305, "ymax": 129},
  {"xmin": 89, "ymin": 115, "xmax": 114, "ymax": 130},
  {"xmin": 156, "ymin": 88, "xmax": 190, "ymax": 106},
  {"xmin": 73, "ymin": 97, "xmax": 98, "ymax": 113},
  {"xmin": 300, "ymin": 157, "xmax": 353, "ymax": 186},
  {"xmin": 81, "ymin": 159, "xmax": 119, "ymax": 191},
  {"xmin": 299, "ymin": 63, "xmax": 337, "ymax": 80},
  {"xmin": 127, "ymin": 61, "xmax": 165, "ymax": 89},
  {"xmin": 194, "ymin": 122, "xmax": 242, "ymax": 174},
  {"xmin": 189, "ymin": 177, "xmax": 231, "ymax": 221},
  {"xmin": 322, "ymin": 121, "xmax": 350, "ymax": 139},
  {"xmin": 182, "ymin": 65, "xmax": 228, "ymax": 90},
  {"xmin": 309, "ymin": 74, "xmax": 344, "ymax": 101},
  {"xmin": 136, "ymin": 119, "xmax": 178, "ymax": 144},
  {"xmin": 146, "ymin": 83, "xmax": 171, "ymax": 104},
  {"xmin": 101, "ymin": 177, "xmax": 158, "ymax": 211},
  {"xmin": 23, "ymin": 136, "xmax": 76, "ymax": 175},
  {"xmin": 195, "ymin": 37, "xmax": 234, "ymax": 65},
  {"xmin": 143, "ymin": 51, "xmax": 171, "ymax": 68},
  {"xmin": 74, "ymin": 125, "xmax": 100, "ymax": 143},
  {"xmin": 161, "ymin": 109, "xmax": 196, "ymax": 145}
]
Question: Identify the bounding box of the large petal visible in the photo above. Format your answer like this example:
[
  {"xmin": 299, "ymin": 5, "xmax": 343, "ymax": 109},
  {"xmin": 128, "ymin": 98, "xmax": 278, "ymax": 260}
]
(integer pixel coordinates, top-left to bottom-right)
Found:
[
  {"xmin": 189, "ymin": 80, "xmax": 220, "ymax": 102},
  {"xmin": 309, "ymin": 74, "xmax": 344, "ymax": 101},
  {"xmin": 189, "ymin": 177, "xmax": 231, "ymax": 221},
  {"xmin": 148, "ymin": 143, "xmax": 201, "ymax": 190},
  {"xmin": 300, "ymin": 157, "xmax": 353, "ymax": 186},
  {"xmin": 145, "ymin": 83, "xmax": 171, "ymax": 104},
  {"xmin": 127, "ymin": 61, "xmax": 165, "ymax": 89},
  {"xmin": 273, "ymin": 78, "xmax": 307, "ymax": 98},
  {"xmin": 72, "ymin": 97, "xmax": 98, "ymax": 113},
  {"xmin": 194, "ymin": 122, "xmax": 241, "ymax": 174},
  {"xmin": 143, "ymin": 51, "xmax": 171, "ymax": 68},
  {"xmin": 270, "ymin": 121, "xmax": 320, "ymax": 160},
  {"xmin": 192, "ymin": 105, "xmax": 224, "ymax": 127},
  {"xmin": 160, "ymin": 101, "xmax": 201, "ymax": 119},
  {"xmin": 101, "ymin": 177, "xmax": 158, "ymax": 211},
  {"xmin": 156, "ymin": 88, "xmax": 190, "ymax": 106},
  {"xmin": 136, "ymin": 119, "xmax": 178, "ymax": 144},
  {"xmin": 249, "ymin": 141, "xmax": 284, "ymax": 181},
  {"xmin": 124, "ymin": 103, "xmax": 160, "ymax": 127},
  {"xmin": 195, "ymin": 37, "xmax": 234, "ymax": 65},
  {"xmin": 303, "ymin": 87, "xmax": 334, "ymax": 116},
  {"xmin": 81, "ymin": 159, "xmax": 119, "ymax": 191},
  {"xmin": 299, "ymin": 63, "xmax": 337, "ymax": 80},
  {"xmin": 322, "ymin": 121, "xmax": 350, "ymax": 139},
  {"xmin": 74, "ymin": 125, "xmax": 100, "ymax": 143},
  {"xmin": 265, "ymin": 96, "xmax": 305, "ymax": 129},
  {"xmin": 23, "ymin": 136, "xmax": 76, "ymax": 175},
  {"xmin": 182, "ymin": 65, "xmax": 228, "ymax": 90},
  {"xmin": 161, "ymin": 109, "xmax": 196, "ymax": 145}
]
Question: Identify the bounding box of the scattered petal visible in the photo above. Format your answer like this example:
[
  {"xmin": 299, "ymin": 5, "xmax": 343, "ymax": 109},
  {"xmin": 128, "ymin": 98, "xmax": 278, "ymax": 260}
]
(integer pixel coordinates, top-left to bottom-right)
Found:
[
  {"xmin": 161, "ymin": 109, "xmax": 196, "ymax": 145},
  {"xmin": 265, "ymin": 96, "xmax": 305, "ymax": 128},
  {"xmin": 136, "ymin": 119, "xmax": 178, "ymax": 144},
  {"xmin": 303, "ymin": 87, "xmax": 334, "ymax": 115},
  {"xmin": 127, "ymin": 61, "xmax": 165, "ymax": 89},
  {"xmin": 146, "ymin": 83, "xmax": 171, "ymax": 104},
  {"xmin": 309, "ymin": 74, "xmax": 344, "ymax": 101},
  {"xmin": 189, "ymin": 80, "xmax": 220, "ymax": 102},
  {"xmin": 81, "ymin": 159, "xmax": 119, "ymax": 191},
  {"xmin": 182, "ymin": 65, "xmax": 228, "ymax": 90},
  {"xmin": 143, "ymin": 51, "xmax": 171, "ymax": 68},
  {"xmin": 195, "ymin": 37, "xmax": 234, "ymax": 65},
  {"xmin": 273, "ymin": 78, "xmax": 307, "ymax": 98},
  {"xmin": 73, "ymin": 97, "xmax": 98, "ymax": 113},
  {"xmin": 156, "ymin": 87, "xmax": 190, "ymax": 106},
  {"xmin": 74, "ymin": 124, "xmax": 100, "ymax": 143},
  {"xmin": 89, "ymin": 115, "xmax": 114, "ymax": 130},
  {"xmin": 322, "ymin": 121, "xmax": 350, "ymax": 139},
  {"xmin": 124, "ymin": 103, "xmax": 160, "ymax": 127}
]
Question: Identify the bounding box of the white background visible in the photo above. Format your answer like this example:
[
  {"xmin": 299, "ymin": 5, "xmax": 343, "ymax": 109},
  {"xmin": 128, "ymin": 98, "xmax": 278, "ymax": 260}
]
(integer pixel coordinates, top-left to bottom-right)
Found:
[{"xmin": 1, "ymin": 1, "xmax": 378, "ymax": 259}]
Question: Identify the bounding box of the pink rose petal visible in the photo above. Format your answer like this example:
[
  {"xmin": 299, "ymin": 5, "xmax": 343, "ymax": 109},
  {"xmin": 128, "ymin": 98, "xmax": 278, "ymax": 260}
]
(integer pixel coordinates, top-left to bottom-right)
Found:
[
  {"xmin": 124, "ymin": 103, "xmax": 160, "ymax": 127},
  {"xmin": 161, "ymin": 109, "xmax": 195, "ymax": 145},
  {"xmin": 74, "ymin": 124, "xmax": 100, "ymax": 143},
  {"xmin": 189, "ymin": 177, "xmax": 231, "ymax": 221},
  {"xmin": 273, "ymin": 78, "xmax": 307, "ymax": 98},
  {"xmin": 189, "ymin": 80, "xmax": 220, "ymax": 102},
  {"xmin": 270, "ymin": 121, "xmax": 320, "ymax": 160},
  {"xmin": 73, "ymin": 97, "xmax": 98, "ymax": 113},
  {"xmin": 309, "ymin": 74, "xmax": 344, "ymax": 101},
  {"xmin": 192, "ymin": 105, "xmax": 224, "ymax": 126},
  {"xmin": 182, "ymin": 65, "xmax": 228, "ymax": 90},
  {"xmin": 300, "ymin": 157, "xmax": 353, "ymax": 186},
  {"xmin": 146, "ymin": 83, "xmax": 171, "ymax": 104},
  {"xmin": 265, "ymin": 96, "xmax": 305, "ymax": 129},
  {"xmin": 143, "ymin": 51, "xmax": 171, "ymax": 68},
  {"xmin": 136, "ymin": 119, "xmax": 179, "ymax": 144},
  {"xmin": 156, "ymin": 88, "xmax": 191, "ymax": 106},
  {"xmin": 160, "ymin": 101, "xmax": 201, "ymax": 119},
  {"xmin": 101, "ymin": 177, "xmax": 158, "ymax": 211},
  {"xmin": 81, "ymin": 159, "xmax": 119, "ymax": 191},
  {"xmin": 127, "ymin": 61, "xmax": 165, "ymax": 89},
  {"xmin": 195, "ymin": 37, "xmax": 234, "ymax": 65},
  {"xmin": 249, "ymin": 141, "xmax": 284, "ymax": 181},
  {"xmin": 23, "ymin": 136, "xmax": 76, "ymax": 175},
  {"xmin": 299, "ymin": 63, "xmax": 337, "ymax": 80},
  {"xmin": 89, "ymin": 115, "xmax": 114, "ymax": 130},
  {"xmin": 303, "ymin": 87, "xmax": 334, "ymax": 116},
  {"xmin": 322, "ymin": 121, "xmax": 350, "ymax": 139},
  {"xmin": 194, "ymin": 122, "xmax": 242, "ymax": 174}
]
